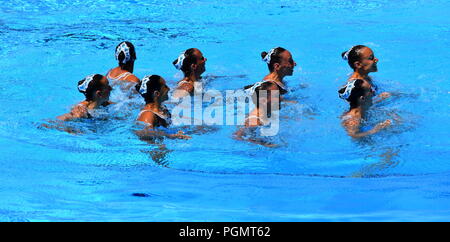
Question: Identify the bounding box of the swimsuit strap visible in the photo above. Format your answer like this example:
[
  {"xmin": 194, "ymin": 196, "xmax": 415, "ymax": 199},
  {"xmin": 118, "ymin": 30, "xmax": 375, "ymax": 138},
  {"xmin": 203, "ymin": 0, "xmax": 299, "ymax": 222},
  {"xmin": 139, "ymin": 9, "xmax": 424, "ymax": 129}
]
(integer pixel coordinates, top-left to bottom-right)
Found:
[
  {"xmin": 114, "ymin": 72, "xmax": 132, "ymax": 80},
  {"xmin": 138, "ymin": 108, "xmax": 171, "ymax": 125},
  {"xmin": 107, "ymin": 70, "xmax": 132, "ymax": 82},
  {"xmin": 341, "ymin": 114, "xmax": 354, "ymax": 122},
  {"xmin": 178, "ymin": 79, "xmax": 193, "ymax": 87},
  {"xmin": 138, "ymin": 109, "xmax": 153, "ymax": 117},
  {"xmin": 246, "ymin": 79, "xmax": 287, "ymax": 96},
  {"xmin": 267, "ymin": 79, "xmax": 287, "ymax": 91}
]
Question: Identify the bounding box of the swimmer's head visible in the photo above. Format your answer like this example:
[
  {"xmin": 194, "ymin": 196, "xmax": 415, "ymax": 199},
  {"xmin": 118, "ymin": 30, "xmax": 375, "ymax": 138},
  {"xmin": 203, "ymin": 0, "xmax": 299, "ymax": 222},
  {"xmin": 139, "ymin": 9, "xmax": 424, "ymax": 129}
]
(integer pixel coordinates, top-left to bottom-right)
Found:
[
  {"xmin": 342, "ymin": 45, "xmax": 378, "ymax": 73},
  {"xmin": 173, "ymin": 48, "xmax": 207, "ymax": 78},
  {"xmin": 261, "ymin": 47, "xmax": 296, "ymax": 76},
  {"xmin": 115, "ymin": 41, "xmax": 137, "ymax": 67},
  {"xmin": 338, "ymin": 79, "xmax": 374, "ymax": 109},
  {"xmin": 135, "ymin": 75, "xmax": 170, "ymax": 104},
  {"xmin": 78, "ymin": 74, "xmax": 112, "ymax": 102}
]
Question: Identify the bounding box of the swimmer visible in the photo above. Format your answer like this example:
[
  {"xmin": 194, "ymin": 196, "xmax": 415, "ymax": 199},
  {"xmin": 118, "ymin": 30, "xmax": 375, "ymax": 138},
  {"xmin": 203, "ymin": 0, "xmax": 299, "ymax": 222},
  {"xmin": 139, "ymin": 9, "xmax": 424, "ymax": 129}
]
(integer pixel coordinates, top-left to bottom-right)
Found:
[
  {"xmin": 57, "ymin": 74, "xmax": 112, "ymax": 121},
  {"xmin": 234, "ymin": 82, "xmax": 280, "ymax": 147},
  {"xmin": 244, "ymin": 47, "xmax": 296, "ymax": 100},
  {"xmin": 172, "ymin": 48, "xmax": 207, "ymax": 98},
  {"xmin": 340, "ymin": 45, "xmax": 391, "ymax": 102},
  {"xmin": 339, "ymin": 79, "xmax": 391, "ymax": 138},
  {"xmin": 106, "ymin": 41, "xmax": 140, "ymax": 87},
  {"xmin": 135, "ymin": 75, "xmax": 190, "ymax": 140}
]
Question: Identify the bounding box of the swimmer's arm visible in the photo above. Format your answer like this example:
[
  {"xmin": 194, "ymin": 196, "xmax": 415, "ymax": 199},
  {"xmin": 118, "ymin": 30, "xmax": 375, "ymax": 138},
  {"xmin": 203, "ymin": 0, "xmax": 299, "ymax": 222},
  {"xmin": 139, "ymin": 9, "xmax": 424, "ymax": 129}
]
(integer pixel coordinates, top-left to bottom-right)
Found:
[
  {"xmin": 56, "ymin": 113, "xmax": 73, "ymax": 121},
  {"xmin": 137, "ymin": 112, "xmax": 190, "ymax": 139},
  {"xmin": 373, "ymin": 92, "xmax": 391, "ymax": 104},
  {"xmin": 233, "ymin": 127, "xmax": 278, "ymax": 148},
  {"xmin": 181, "ymin": 125, "xmax": 219, "ymax": 135},
  {"xmin": 387, "ymin": 111, "xmax": 402, "ymax": 123},
  {"xmin": 136, "ymin": 128, "xmax": 191, "ymax": 140},
  {"xmin": 344, "ymin": 119, "xmax": 391, "ymax": 138},
  {"xmin": 39, "ymin": 120, "xmax": 82, "ymax": 134},
  {"xmin": 57, "ymin": 105, "xmax": 89, "ymax": 121}
]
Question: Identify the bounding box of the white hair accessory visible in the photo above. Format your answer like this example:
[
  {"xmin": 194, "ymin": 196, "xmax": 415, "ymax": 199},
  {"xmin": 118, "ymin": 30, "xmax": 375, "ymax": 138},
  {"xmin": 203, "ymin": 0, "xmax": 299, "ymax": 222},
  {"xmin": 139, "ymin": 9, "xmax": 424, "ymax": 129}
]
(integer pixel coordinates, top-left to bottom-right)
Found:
[
  {"xmin": 339, "ymin": 79, "xmax": 357, "ymax": 101},
  {"xmin": 78, "ymin": 74, "xmax": 95, "ymax": 92},
  {"xmin": 262, "ymin": 47, "xmax": 279, "ymax": 64},
  {"xmin": 245, "ymin": 79, "xmax": 287, "ymax": 96},
  {"xmin": 173, "ymin": 51, "xmax": 186, "ymax": 70},
  {"xmin": 342, "ymin": 46, "xmax": 356, "ymax": 61},
  {"xmin": 139, "ymin": 75, "xmax": 152, "ymax": 95},
  {"xmin": 115, "ymin": 42, "xmax": 131, "ymax": 64}
]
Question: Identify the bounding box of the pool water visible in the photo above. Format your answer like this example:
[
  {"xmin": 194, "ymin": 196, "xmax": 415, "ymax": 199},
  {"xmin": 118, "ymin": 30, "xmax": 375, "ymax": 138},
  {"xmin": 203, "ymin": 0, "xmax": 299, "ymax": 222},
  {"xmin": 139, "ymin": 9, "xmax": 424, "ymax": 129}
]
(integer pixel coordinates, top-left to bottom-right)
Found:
[{"xmin": 1, "ymin": 0, "xmax": 450, "ymax": 221}]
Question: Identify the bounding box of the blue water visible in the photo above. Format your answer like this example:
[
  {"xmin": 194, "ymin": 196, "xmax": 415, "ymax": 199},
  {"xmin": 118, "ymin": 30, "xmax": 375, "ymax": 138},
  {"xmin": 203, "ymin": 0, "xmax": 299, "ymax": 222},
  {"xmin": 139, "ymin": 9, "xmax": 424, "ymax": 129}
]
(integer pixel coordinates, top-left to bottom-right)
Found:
[{"xmin": 1, "ymin": 0, "xmax": 450, "ymax": 221}]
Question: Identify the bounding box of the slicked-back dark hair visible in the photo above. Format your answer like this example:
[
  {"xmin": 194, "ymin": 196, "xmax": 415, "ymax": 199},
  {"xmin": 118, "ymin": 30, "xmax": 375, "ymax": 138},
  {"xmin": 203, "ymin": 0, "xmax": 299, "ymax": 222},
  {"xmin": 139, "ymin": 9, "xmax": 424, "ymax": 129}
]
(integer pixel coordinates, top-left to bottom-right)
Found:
[
  {"xmin": 78, "ymin": 74, "xmax": 104, "ymax": 101},
  {"xmin": 135, "ymin": 75, "xmax": 163, "ymax": 103},
  {"xmin": 261, "ymin": 47, "xmax": 287, "ymax": 72},
  {"xmin": 116, "ymin": 41, "xmax": 136, "ymax": 68},
  {"xmin": 341, "ymin": 45, "xmax": 366, "ymax": 70},
  {"xmin": 173, "ymin": 48, "xmax": 197, "ymax": 77}
]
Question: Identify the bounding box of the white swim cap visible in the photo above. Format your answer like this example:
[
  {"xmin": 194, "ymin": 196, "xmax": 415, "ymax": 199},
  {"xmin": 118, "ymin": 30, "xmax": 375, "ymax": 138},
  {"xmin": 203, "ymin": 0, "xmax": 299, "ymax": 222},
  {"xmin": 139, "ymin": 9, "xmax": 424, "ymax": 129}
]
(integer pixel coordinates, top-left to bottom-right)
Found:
[
  {"xmin": 78, "ymin": 74, "xmax": 95, "ymax": 92},
  {"xmin": 115, "ymin": 42, "xmax": 131, "ymax": 64},
  {"xmin": 262, "ymin": 47, "xmax": 279, "ymax": 64},
  {"xmin": 139, "ymin": 75, "xmax": 152, "ymax": 95},
  {"xmin": 173, "ymin": 51, "xmax": 186, "ymax": 70}
]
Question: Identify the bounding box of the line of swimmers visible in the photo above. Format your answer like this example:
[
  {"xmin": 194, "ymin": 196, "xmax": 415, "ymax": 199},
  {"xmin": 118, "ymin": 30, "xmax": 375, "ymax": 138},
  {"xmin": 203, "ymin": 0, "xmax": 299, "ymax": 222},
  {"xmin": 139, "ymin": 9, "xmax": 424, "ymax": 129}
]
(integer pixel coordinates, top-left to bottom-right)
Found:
[{"xmin": 54, "ymin": 41, "xmax": 394, "ymax": 146}]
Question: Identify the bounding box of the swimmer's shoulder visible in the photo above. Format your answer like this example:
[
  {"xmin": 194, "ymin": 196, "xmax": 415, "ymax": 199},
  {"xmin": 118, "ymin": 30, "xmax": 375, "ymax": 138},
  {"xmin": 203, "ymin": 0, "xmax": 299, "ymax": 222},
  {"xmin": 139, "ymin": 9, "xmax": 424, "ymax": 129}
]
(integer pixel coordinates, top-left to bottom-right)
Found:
[
  {"xmin": 123, "ymin": 74, "xmax": 140, "ymax": 83},
  {"xmin": 177, "ymin": 80, "xmax": 194, "ymax": 90},
  {"xmin": 107, "ymin": 67, "xmax": 139, "ymax": 83},
  {"xmin": 72, "ymin": 102, "xmax": 91, "ymax": 118},
  {"xmin": 57, "ymin": 102, "xmax": 89, "ymax": 121},
  {"xmin": 173, "ymin": 80, "xmax": 194, "ymax": 98},
  {"xmin": 341, "ymin": 113, "xmax": 360, "ymax": 128},
  {"xmin": 137, "ymin": 109, "xmax": 158, "ymax": 127}
]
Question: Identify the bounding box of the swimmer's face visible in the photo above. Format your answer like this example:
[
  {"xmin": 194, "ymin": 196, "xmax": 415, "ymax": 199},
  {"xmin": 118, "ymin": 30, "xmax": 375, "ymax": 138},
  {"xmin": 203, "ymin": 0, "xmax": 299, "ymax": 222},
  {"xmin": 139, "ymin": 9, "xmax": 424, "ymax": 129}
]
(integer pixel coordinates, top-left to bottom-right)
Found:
[
  {"xmin": 276, "ymin": 50, "xmax": 296, "ymax": 76},
  {"xmin": 193, "ymin": 49, "xmax": 207, "ymax": 75},
  {"xmin": 356, "ymin": 47, "xmax": 378, "ymax": 73},
  {"xmin": 158, "ymin": 78, "xmax": 170, "ymax": 102}
]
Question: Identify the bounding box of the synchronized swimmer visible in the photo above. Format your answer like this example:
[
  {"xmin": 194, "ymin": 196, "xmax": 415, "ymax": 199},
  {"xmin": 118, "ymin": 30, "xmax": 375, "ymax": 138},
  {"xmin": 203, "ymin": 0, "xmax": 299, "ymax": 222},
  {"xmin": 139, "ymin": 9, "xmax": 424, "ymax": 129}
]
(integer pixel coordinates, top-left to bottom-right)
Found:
[
  {"xmin": 135, "ymin": 75, "xmax": 190, "ymax": 140},
  {"xmin": 57, "ymin": 74, "xmax": 113, "ymax": 121},
  {"xmin": 338, "ymin": 45, "xmax": 392, "ymax": 138},
  {"xmin": 106, "ymin": 41, "xmax": 140, "ymax": 88},
  {"xmin": 172, "ymin": 48, "xmax": 207, "ymax": 98},
  {"xmin": 53, "ymin": 41, "xmax": 394, "ymax": 146},
  {"xmin": 245, "ymin": 47, "xmax": 295, "ymax": 123},
  {"xmin": 234, "ymin": 47, "xmax": 296, "ymax": 147}
]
